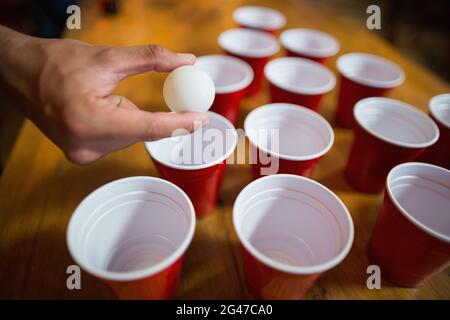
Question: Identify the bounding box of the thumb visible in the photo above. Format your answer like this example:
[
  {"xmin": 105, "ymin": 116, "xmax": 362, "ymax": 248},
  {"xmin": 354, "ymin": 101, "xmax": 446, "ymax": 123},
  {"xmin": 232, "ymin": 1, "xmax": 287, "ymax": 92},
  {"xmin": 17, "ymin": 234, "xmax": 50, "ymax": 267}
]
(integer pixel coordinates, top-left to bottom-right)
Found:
[
  {"xmin": 101, "ymin": 44, "xmax": 196, "ymax": 78},
  {"xmin": 96, "ymin": 104, "xmax": 209, "ymax": 142}
]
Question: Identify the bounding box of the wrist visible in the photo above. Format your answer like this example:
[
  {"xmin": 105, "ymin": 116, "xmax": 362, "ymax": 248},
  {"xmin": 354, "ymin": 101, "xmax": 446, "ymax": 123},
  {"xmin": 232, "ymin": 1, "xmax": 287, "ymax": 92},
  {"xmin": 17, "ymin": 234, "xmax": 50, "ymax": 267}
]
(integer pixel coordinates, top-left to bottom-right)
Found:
[{"xmin": 0, "ymin": 26, "xmax": 48, "ymax": 105}]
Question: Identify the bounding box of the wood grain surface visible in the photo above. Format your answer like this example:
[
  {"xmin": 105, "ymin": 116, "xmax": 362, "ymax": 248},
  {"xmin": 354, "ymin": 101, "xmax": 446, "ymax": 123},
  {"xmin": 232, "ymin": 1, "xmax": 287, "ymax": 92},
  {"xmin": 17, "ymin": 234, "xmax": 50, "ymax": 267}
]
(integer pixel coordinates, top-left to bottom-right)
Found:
[{"xmin": 0, "ymin": 0, "xmax": 449, "ymax": 299}]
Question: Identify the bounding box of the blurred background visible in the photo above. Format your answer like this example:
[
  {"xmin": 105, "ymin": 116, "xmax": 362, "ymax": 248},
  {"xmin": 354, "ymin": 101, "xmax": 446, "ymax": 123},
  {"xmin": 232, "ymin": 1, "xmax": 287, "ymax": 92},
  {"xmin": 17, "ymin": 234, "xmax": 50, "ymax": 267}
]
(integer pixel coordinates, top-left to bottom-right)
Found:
[{"xmin": 0, "ymin": 0, "xmax": 449, "ymax": 173}]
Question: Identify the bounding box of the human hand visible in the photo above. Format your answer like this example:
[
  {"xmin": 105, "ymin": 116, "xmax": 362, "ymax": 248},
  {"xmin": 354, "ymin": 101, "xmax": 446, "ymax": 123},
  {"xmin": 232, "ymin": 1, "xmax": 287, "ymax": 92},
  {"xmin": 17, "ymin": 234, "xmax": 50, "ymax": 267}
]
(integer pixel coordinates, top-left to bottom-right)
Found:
[{"xmin": 0, "ymin": 26, "xmax": 208, "ymax": 165}]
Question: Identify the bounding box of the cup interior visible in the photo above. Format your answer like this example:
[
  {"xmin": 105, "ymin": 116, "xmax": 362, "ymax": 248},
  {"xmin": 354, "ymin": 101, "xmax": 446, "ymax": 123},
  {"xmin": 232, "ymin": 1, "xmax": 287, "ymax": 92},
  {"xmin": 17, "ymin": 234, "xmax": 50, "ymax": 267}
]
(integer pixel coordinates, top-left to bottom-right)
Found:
[
  {"xmin": 145, "ymin": 112, "xmax": 238, "ymax": 170},
  {"xmin": 233, "ymin": 174, "xmax": 353, "ymax": 273},
  {"xmin": 195, "ymin": 55, "xmax": 254, "ymax": 94},
  {"xmin": 337, "ymin": 53, "xmax": 404, "ymax": 88},
  {"xmin": 244, "ymin": 103, "xmax": 334, "ymax": 160},
  {"xmin": 430, "ymin": 94, "xmax": 450, "ymax": 129},
  {"xmin": 218, "ymin": 28, "xmax": 279, "ymax": 58},
  {"xmin": 280, "ymin": 28, "xmax": 339, "ymax": 58},
  {"xmin": 233, "ymin": 6, "xmax": 286, "ymax": 31},
  {"xmin": 67, "ymin": 177, "xmax": 195, "ymax": 281},
  {"xmin": 264, "ymin": 57, "xmax": 336, "ymax": 95},
  {"xmin": 387, "ymin": 163, "xmax": 450, "ymax": 243},
  {"xmin": 354, "ymin": 97, "xmax": 439, "ymax": 148}
]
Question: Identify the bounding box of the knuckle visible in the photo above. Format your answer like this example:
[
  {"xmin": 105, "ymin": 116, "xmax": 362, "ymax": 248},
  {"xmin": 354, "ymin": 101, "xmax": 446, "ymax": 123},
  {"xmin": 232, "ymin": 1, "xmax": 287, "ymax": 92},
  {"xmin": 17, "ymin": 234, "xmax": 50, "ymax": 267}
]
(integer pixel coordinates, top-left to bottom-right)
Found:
[
  {"xmin": 146, "ymin": 115, "xmax": 162, "ymax": 141},
  {"xmin": 147, "ymin": 44, "xmax": 166, "ymax": 59},
  {"xmin": 146, "ymin": 45, "xmax": 170, "ymax": 71},
  {"xmin": 96, "ymin": 46, "xmax": 115, "ymax": 65}
]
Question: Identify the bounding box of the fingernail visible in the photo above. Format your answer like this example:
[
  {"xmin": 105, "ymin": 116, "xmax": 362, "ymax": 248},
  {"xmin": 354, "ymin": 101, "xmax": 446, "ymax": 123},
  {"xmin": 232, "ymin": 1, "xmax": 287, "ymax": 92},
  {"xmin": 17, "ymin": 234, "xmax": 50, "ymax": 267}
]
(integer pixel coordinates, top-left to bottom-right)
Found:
[
  {"xmin": 177, "ymin": 53, "xmax": 196, "ymax": 63},
  {"xmin": 200, "ymin": 114, "xmax": 209, "ymax": 126},
  {"xmin": 192, "ymin": 114, "xmax": 209, "ymax": 131},
  {"xmin": 112, "ymin": 96, "xmax": 123, "ymax": 106}
]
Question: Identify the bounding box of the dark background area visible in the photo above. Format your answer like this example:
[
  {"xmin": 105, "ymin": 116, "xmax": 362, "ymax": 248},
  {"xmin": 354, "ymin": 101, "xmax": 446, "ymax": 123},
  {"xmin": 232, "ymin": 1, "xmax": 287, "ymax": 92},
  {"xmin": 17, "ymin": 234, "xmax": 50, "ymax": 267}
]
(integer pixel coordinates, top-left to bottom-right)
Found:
[{"xmin": 0, "ymin": 0, "xmax": 449, "ymax": 173}]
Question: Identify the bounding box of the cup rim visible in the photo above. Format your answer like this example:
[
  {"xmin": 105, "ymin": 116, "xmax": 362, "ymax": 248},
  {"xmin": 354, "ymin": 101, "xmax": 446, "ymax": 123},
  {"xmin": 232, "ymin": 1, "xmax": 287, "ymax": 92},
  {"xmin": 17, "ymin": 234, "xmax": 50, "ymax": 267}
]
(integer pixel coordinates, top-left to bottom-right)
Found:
[
  {"xmin": 195, "ymin": 55, "xmax": 254, "ymax": 94},
  {"xmin": 66, "ymin": 176, "xmax": 196, "ymax": 281},
  {"xmin": 354, "ymin": 97, "xmax": 440, "ymax": 149},
  {"xmin": 233, "ymin": 5, "xmax": 286, "ymax": 31},
  {"xmin": 386, "ymin": 162, "xmax": 450, "ymax": 244},
  {"xmin": 145, "ymin": 111, "xmax": 238, "ymax": 170},
  {"xmin": 337, "ymin": 52, "xmax": 405, "ymax": 88},
  {"xmin": 264, "ymin": 57, "xmax": 336, "ymax": 95},
  {"xmin": 244, "ymin": 103, "xmax": 334, "ymax": 161},
  {"xmin": 280, "ymin": 28, "xmax": 340, "ymax": 58},
  {"xmin": 429, "ymin": 93, "xmax": 450, "ymax": 129},
  {"xmin": 233, "ymin": 174, "xmax": 354, "ymax": 275},
  {"xmin": 218, "ymin": 28, "xmax": 280, "ymax": 58}
]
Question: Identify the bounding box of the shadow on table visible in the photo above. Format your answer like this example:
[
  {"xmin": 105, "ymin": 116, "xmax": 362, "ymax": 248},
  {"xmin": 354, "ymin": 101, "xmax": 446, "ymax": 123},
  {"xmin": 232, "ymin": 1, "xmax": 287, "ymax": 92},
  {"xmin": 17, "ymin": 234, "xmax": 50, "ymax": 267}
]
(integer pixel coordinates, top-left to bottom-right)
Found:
[
  {"xmin": 0, "ymin": 230, "xmax": 115, "ymax": 299},
  {"xmin": 219, "ymin": 164, "xmax": 253, "ymax": 207},
  {"xmin": 178, "ymin": 211, "xmax": 249, "ymax": 299},
  {"xmin": 316, "ymin": 168, "xmax": 356, "ymax": 194},
  {"xmin": 315, "ymin": 195, "xmax": 384, "ymax": 297},
  {"xmin": 0, "ymin": 156, "xmax": 153, "ymax": 299}
]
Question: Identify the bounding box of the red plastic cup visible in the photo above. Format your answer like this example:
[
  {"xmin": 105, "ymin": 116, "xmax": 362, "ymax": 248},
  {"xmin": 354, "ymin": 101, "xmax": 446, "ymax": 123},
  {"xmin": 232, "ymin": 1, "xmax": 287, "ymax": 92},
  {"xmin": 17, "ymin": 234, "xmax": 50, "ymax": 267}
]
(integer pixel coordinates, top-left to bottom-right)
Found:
[
  {"xmin": 195, "ymin": 55, "xmax": 254, "ymax": 125},
  {"xmin": 66, "ymin": 176, "xmax": 196, "ymax": 299},
  {"xmin": 233, "ymin": 174, "xmax": 354, "ymax": 299},
  {"xmin": 232, "ymin": 6, "xmax": 286, "ymax": 36},
  {"xmin": 368, "ymin": 162, "xmax": 450, "ymax": 287},
  {"xmin": 264, "ymin": 57, "xmax": 336, "ymax": 111},
  {"xmin": 145, "ymin": 112, "xmax": 237, "ymax": 218},
  {"xmin": 244, "ymin": 103, "xmax": 334, "ymax": 179},
  {"xmin": 418, "ymin": 94, "xmax": 450, "ymax": 169},
  {"xmin": 345, "ymin": 97, "xmax": 439, "ymax": 193},
  {"xmin": 218, "ymin": 28, "xmax": 279, "ymax": 96},
  {"xmin": 336, "ymin": 53, "xmax": 405, "ymax": 128},
  {"xmin": 280, "ymin": 28, "xmax": 340, "ymax": 64}
]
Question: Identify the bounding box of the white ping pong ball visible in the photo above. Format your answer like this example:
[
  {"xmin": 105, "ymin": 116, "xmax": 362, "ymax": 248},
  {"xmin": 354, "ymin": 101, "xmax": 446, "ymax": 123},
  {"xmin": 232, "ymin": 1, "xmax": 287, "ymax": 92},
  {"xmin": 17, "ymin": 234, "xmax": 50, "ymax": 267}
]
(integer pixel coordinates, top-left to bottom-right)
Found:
[{"xmin": 163, "ymin": 65, "xmax": 215, "ymax": 113}]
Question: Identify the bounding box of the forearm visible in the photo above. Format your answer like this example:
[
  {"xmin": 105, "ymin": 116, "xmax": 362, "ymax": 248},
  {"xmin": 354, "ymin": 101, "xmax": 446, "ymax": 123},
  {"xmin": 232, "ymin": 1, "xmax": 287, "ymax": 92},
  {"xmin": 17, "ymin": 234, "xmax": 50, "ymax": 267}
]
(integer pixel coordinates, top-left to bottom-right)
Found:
[{"xmin": 0, "ymin": 25, "xmax": 48, "ymax": 105}]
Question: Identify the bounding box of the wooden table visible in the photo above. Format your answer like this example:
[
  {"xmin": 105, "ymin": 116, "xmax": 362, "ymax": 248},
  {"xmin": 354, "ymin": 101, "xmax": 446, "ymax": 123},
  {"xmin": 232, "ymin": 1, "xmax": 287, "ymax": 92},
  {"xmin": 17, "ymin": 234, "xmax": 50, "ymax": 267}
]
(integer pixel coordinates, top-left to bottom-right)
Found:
[{"xmin": 1, "ymin": 0, "xmax": 449, "ymax": 299}]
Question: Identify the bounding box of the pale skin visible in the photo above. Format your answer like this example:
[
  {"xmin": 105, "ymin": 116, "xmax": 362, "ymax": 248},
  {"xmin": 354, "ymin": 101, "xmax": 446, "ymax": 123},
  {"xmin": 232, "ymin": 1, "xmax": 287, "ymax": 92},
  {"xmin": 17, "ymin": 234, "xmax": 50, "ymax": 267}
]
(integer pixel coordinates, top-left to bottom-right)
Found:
[{"xmin": 0, "ymin": 25, "xmax": 208, "ymax": 165}]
